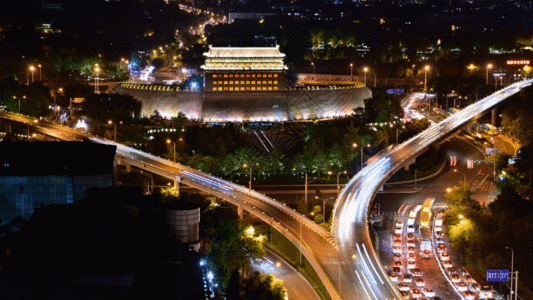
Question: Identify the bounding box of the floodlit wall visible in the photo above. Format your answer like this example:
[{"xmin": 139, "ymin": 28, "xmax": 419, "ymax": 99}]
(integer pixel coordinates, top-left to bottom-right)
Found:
[{"xmin": 114, "ymin": 84, "xmax": 371, "ymax": 122}]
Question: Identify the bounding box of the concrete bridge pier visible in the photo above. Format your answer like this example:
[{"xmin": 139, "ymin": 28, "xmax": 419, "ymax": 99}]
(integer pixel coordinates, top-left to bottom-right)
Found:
[
  {"xmin": 464, "ymin": 121, "xmax": 474, "ymax": 134},
  {"xmin": 125, "ymin": 164, "xmax": 132, "ymax": 172},
  {"xmin": 4, "ymin": 124, "xmax": 11, "ymax": 133},
  {"xmin": 492, "ymin": 108, "xmax": 498, "ymax": 127},
  {"xmin": 237, "ymin": 205, "xmax": 244, "ymax": 219},
  {"xmin": 403, "ymin": 158, "xmax": 416, "ymax": 171}
]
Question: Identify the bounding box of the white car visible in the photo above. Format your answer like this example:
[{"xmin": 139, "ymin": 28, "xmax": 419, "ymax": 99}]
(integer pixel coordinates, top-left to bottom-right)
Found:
[
  {"xmin": 397, "ymin": 282, "xmax": 410, "ymax": 292},
  {"xmin": 439, "ymin": 252, "xmax": 450, "ymax": 261},
  {"xmin": 407, "ymin": 261, "xmax": 417, "ymax": 269},
  {"xmin": 396, "ymin": 219, "xmax": 404, "ymax": 228},
  {"xmin": 422, "ymin": 287, "xmax": 435, "ymax": 297},
  {"xmin": 442, "ymin": 260, "xmax": 452, "ymax": 267},
  {"xmin": 415, "ymin": 278, "xmax": 425, "ymax": 287},
  {"xmin": 407, "ymin": 225, "xmax": 415, "ymax": 233},
  {"xmin": 456, "ymin": 282, "xmax": 468, "ymax": 292},
  {"xmin": 407, "ymin": 240, "xmax": 416, "ymax": 248},
  {"xmin": 395, "ymin": 227, "xmax": 403, "ymax": 234}
]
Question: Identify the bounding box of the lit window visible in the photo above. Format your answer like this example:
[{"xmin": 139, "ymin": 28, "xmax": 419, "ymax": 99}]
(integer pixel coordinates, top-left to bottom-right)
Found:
[
  {"xmin": 274, "ymin": 87, "xmax": 278, "ymax": 90},
  {"xmin": 246, "ymin": 74, "xmax": 250, "ymax": 77},
  {"xmin": 230, "ymin": 74, "xmax": 234, "ymax": 77},
  {"xmin": 263, "ymin": 74, "xmax": 267, "ymax": 78},
  {"xmin": 246, "ymin": 81, "xmax": 251, "ymax": 84},
  {"xmin": 274, "ymin": 74, "xmax": 278, "ymax": 78},
  {"xmin": 218, "ymin": 87, "xmax": 223, "ymax": 91},
  {"xmin": 262, "ymin": 87, "xmax": 267, "ymax": 90},
  {"xmin": 268, "ymin": 74, "xmax": 272, "ymax": 78},
  {"xmin": 224, "ymin": 81, "xmax": 228, "ymax": 85},
  {"xmin": 229, "ymin": 87, "xmax": 234, "ymax": 91},
  {"xmin": 246, "ymin": 63, "xmax": 251, "ymax": 67},
  {"xmin": 246, "ymin": 87, "xmax": 251, "ymax": 91},
  {"xmin": 224, "ymin": 87, "xmax": 228, "ymax": 91},
  {"xmin": 268, "ymin": 81, "xmax": 272, "ymax": 84},
  {"xmin": 263, "ymin": 81, "xmax": 267, "ymax": 84},
  {"xmin": 252, "ymin": 81, "xmax": 256, "ymax": 84},
  {"xmin": 224, "ymin": 74, "xmax": 228, "ymax": 78},
  {"xmin": 251, "ymin": 87, "xmax": 256, "ymax": 91},
  {"xmin": 213, "ymin": 74, "xmax": 218, "ymax": 78},
  {"xmin": 240, "ymin": 74, "xmax": 245, "ymax": 78},
  {"xmin": 242, "ymin": 81, "xmax": 246, "ymax": 84},
  {"xmin": 235, "ymin": 87, "xmax": 240, "ymax": 91},
  {"xmin": 230, "ymin": 81, "xmax": 234, "ymax": 85},
  {"xmin": 252, "ymin": 74, "xmax": 256, "ymax": 77},
  {"xmin": 268, "ymin": 87, "xmax": 272, "ymax": 90},
  {"xmin": 213, "ymin": 87, "xmax": 217, "ymax": 91},
  {"xmin": 274, "ymin": 81, "xmax": 278, "ymax": 84}
]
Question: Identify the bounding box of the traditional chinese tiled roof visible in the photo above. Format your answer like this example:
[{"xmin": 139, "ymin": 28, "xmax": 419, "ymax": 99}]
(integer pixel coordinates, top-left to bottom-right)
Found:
[{"xmin": 204, "ymin": 45, "xmax": 285, "ymax": 58}]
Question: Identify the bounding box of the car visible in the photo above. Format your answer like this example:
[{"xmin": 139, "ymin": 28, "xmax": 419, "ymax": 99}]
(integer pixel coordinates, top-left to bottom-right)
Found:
[
  {"xmin": 439, "ymin": 252, "xmax": 450, "ymax": 261},
  {"xmin": 407, "ymin": 253, "xmax": 416, "ymax": 261},
  {"xmin": 411, "ymin": 288, "xmax": 422, "ymax": 298},
  {"xmin": 432, "ymin": 297, "xmax": 442, "ymax": 300},
  {"xmin": 402, "ymin": 274, "xmax": 412, "ymax": 283},
  {"xmin": 395, "ymin": 227, "xmax": 403, "ymax": 234},
  {"xmin": 456, "ymin": 281, "xmax": 468, "ymax": 292},
  {"xmin": 422, "ymin": 250, "xmax": 431, "ymax": 258},
  {"xmin": 446, "ymin": 267, "xmax": 457, "ymax": 276},
  {"xmin": 435, "ymin": 226, "xmax": 442, "ymax": 232},
  {"xmin": 394, "ymin": 233, "xmax": 402, "ymax": 240},
  {"xmin": 422, "ymin": 287, "xmax": 435, "ymax": 297},
  {"xmin": 393, "ymin": 261, "xmax": 403, "ymax": 268},
  {"xmin": 407, "ymin": 261, "xmax": 417, "ymax": 269},
  {"xmin": 397, "ymin": 282, "xmax": 410, "ymax": 291},
  {"xmin": 437, "ymin": 244, "xmax": 447, "ymax": 252},
  {"xmin": 479, "ymin": 286, "xmax": 494, "ymax": 298},
  {"xmin": 436, "ymin": 237, "xmax": 445, "ymax": 244},
  {"xmin": 463, "ymin": 274, "xmax": 472, "ymax": 285},
  {"xmin": 394, "ymin": 239, "xmax": 403, "ymax": 246},
  {"xmin": 388, "ymin": 271, "xmax": 398, "ymax": 283},
  {"xmin": 450, "ymin": 274, "xmax": 461, "ymax": 283},
  {"xmin": 407, "ymin": 218, "xmax": 415, "ymax": 225},
  {"xmin": 393, "ymin": 267, "xmax": 402, "ymax": 275},
  {"xmin": 401, "ymin": 291, "xmax": 410, "ymax": 300},
  {"xmin": 470, "ymin": 282, "xmax": 480, "ymax": 292},
  {"xmin": 407, "ymin": 246, "xmax": 417, "ymax": 253},
  {"xmin": 409, "ymin": 268, "xmax": 422, "ymax": 277},
  {"xmin": 394, "ymin": 246, "xmax": 403, "ymax": 254},
  {"xmin": 415, "ymin": 278, "xmax": 425, "ymax": 287},
  {"xmin": 442, "ymin": 260, "xmax": 452, "ymax": 267},
  {"xmin": 393, "ymin": 253, "xmax": 402, "ymax": 261},
  {"xmin": 407, "ymin": 240, "xmax": 416, "ymax": 247},
  {"xmin": 435, "ymin": 231, "xmax": 444, "ymax": 238},
  {"xmin": 407, "ymin": 233, "xmax": 415, "ymax": 240},
  {"xmin": 463, "ymin": 290, "xmax": 476, "ymax": 299},
  {"xmin": 396, "ymin": 219, "xmax": 404, "ymax": 228},
  {"xmin": 407, "ymin": 225, "xmax": 415, "ymax": 233}
]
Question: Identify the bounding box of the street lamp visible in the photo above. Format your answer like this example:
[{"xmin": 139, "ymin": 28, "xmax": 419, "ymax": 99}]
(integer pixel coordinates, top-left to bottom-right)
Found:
[
  {"xmin": 38, "ymin": 64, "xmax": 42, "ymax": 81},
  {"xmin": 29, "ymin": 66, "xmax": 35, "ymax": 83},
  {"xmin": 363, "ymin": 67, "xmax": 368, "ymax": 86},
  {"xmin": 424, "ymin": 65, "xmax": 430, "ymax": 91},
  {"xmin": 167, "ymin": 139, "xmax": 176, "ymax": 162},
  {"xmin": 353, "ymin": 143, "xmax": 371, "ymax": 169},
  {"xmin": 315, "ymin": 195, "xmax": 335, "ymax": 223},
  {"xmin": 454, "ymin": 169, "xmax": 467, "ymax": 191},
  {"xmin": 108, "ymin": 120, "xmax": 121, "ymax": 142},
  {"xmin": 486, "ymin": 63, "xmax": 493, "ymax": 85},
  {"xmin": 350, "ymin": 63, "xmax": 353, "ymax": 81},
  {"xmin": 243, "ymin": 163, "xmax": 258, "ymax": 190},
  {"xmin": 412, "ymin": 64, "xmax": 415, "ymax": 84},
  {"xmin": 332, "ymin": 254, "xmax": 357, "ymax": 296},
  {"xmin": 505, "ymin": 247, "xmax": 516, "ymax": 300},
  {"xmin": 311, "ymin": 62, "xmax": 315, "ymax": 75},
  {"xmin": 94, "ymin": 65, "xmax": 101, "ymax": 93},
  {"xmin": 328, "ymin": 170, "xmax": 347, "ymax": 196}
]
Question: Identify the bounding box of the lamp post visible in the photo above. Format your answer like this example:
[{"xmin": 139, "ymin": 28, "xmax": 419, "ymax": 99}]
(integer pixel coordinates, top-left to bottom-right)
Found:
[
  {"xmin": 454, "ymin": 169, "xmax": 467, "ymax": 191},
  {"xmin": 243, "ymin": 163, "xmax": 258, "ymax": 190},
  {"xmin": 167, "ymin": 139, "xmax": 176, "ymax": 162},
  {"xmin": 29, "ymin": 66, "xmax": 35, "ymax": 83},
  {"xmin": 412, "ymin": 64, "xmax": 415, "ymax": 84},
  {"xmin": 94, "ymin": 64, "xmax": 100, "ymax": 93},
  {"xmin": 108, "ymin": 120, "xmax": 121, "ymax": 142},
  {"xmin": 311, "ymin": 62, "xmax": 315, "ymax": 75},
  {"xmin": 331, "ymin": 254, "xmax": 356, "ymax": 297},
  {"xmin": 38, "ymin": 64, "xmax": 42, "ymax": 81},
  {"xmin": 363, "ymin": 67, "xmax": 368, "ymax": 86},
  {"xmin": 328, "ymin": 170, "xmax": 347, "ymax": 196},
  {"xmin": 353, "ymin": 143, "xmax": 370, "ymax": 169},
  {"xmin": 315, "ymin": 195, "xmax": 335, "ymax": 223},
  {"xmin": 350, "ymin": 63, "xmax": 353, "ymax": 81},
  {"xmin": 506, "ymin": 247, "xmax": 515, "ymax": 300},
  {"xmin": 486, "ymin": 63, "xmax": 493, "ymax": 85},
  {"xmin": 424, "ymin": 65, "xmax": 430, "ymax": 91}
]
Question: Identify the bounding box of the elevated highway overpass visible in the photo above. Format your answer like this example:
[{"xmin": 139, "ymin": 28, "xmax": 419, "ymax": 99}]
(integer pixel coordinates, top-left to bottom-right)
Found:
[{"xmin": 0, "ymin": 79, "xmax": 531, "ymax": 300}]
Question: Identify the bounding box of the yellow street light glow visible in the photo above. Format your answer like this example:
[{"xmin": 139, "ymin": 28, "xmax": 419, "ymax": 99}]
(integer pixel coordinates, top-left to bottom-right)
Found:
[
  {"xmin": 364, "ymin": 67, "xmax": 368, "ymax": 72},
  {"xmin": 487, "ymin": 63, "xmax": 493, "ymax": 69},
  {"xmin": 29, "ymin": 66, "xmax": 35, "ymax": 71},
  {"xmin": 458, "ymin": 214, "xmax": 464, "ymax": 219},
  {"xmin": 425, "ymin": 65, "xmax": 429, "ymax": 71}
]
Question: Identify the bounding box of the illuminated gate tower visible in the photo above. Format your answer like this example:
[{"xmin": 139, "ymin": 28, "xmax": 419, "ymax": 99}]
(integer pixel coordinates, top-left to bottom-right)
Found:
[{"xmin": 202, "ymin": 45, "xmax": 288, "ymax": 92}]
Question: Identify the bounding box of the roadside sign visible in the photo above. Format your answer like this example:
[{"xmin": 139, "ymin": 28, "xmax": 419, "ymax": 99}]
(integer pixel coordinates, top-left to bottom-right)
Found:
[
  {"xmin": 487, "ymin": 270, "xmax": 509, "ymax": 282},
  {"xmin": 387, "ymin": 89, "xmax": 395, "ymax": 95},
  {"xmin": 485, "ymin": 148, "xmax": 500, "ymax": 156},
  {"xmin": 397, "ymin": 89, "xmax": 405, "ymax": 94}
]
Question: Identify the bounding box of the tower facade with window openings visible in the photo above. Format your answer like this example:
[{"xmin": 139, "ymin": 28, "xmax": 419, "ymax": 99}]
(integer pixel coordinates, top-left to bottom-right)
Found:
[{"xmin": 202, "ymin": 45, "xmax": 288, "ymax": 92}]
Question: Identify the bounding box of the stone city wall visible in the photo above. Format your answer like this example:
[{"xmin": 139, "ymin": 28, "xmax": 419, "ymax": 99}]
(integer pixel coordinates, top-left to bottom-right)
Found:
[{"xmin": 113, "ymin": 84, "xmax": 371, "ymax": 122}]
